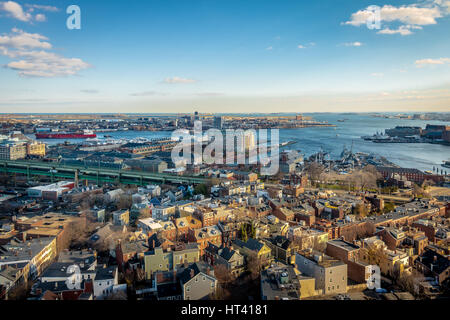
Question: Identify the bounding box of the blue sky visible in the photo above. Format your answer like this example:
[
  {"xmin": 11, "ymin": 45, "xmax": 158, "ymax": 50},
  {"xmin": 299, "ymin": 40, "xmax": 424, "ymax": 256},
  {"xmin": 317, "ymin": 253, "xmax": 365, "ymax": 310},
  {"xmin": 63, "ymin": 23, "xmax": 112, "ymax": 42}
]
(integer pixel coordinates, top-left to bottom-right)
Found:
[{"xmin": 0, "ymin": 0, "xmax": 449, "ymax": 113}]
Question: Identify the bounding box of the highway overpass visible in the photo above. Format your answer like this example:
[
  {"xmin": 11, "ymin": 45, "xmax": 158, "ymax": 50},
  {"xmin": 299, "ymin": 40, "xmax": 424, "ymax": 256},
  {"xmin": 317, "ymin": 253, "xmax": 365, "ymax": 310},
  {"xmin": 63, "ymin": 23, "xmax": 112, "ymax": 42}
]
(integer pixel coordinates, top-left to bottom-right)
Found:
[{"xmin": 0, "ymin": 160, "xmax": 209, "ymax": 186}]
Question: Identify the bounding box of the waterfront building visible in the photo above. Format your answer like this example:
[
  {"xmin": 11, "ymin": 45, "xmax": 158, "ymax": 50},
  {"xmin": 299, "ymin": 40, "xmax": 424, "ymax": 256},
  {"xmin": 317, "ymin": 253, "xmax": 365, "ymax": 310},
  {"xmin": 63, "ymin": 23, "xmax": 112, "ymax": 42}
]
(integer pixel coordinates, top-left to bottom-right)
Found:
[
  {"xmin": 26, "ymin": 141, "xmax": 46, "ymax": 157},
  {"xmin": 0, "ymin": 142, "xmax": 26, "ymax": 160}
]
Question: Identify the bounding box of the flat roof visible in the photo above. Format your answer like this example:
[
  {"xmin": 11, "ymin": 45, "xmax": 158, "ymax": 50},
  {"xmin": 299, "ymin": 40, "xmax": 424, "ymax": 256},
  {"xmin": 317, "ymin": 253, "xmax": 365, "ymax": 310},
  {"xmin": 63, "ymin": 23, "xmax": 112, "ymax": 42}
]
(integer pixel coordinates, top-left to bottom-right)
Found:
[{"xmin": 328, "ymin": 239, "xmax": 360, "ymax": 251}]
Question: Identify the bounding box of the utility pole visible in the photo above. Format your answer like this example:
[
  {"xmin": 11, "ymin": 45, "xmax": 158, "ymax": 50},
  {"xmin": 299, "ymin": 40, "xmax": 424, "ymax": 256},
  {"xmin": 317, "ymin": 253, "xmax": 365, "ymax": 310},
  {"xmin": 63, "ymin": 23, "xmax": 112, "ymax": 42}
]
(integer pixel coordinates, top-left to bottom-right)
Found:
[{"xmin": 74, "ymin": 169, "xmax": 79, "ymax": 188}]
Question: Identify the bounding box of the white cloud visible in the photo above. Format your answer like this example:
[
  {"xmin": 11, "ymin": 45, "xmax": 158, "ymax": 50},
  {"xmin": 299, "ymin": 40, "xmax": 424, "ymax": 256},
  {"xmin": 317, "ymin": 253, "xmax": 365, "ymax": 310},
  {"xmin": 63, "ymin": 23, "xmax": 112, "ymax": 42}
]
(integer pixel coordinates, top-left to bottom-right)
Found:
[
  {"xmin": 377, "ymin": 25, "xmax": 423, "ymax": 36},
  {"xmin": 297, "ymin": 42, "xmax": 315, "ymax": 49},
  {"xmin": 0, "ymin": 1, "xmax": 32, "ymax": 21},
  {"xmin": 379, "ymin": 5, "xmax": 442, "ymax": 25},
  {"xmin": 0, "ymin": 28, "xmax": 51, "ymax": 49},
  {"xmin": 265, "ymin": 46, "xmax": 273, "ymax": 51},
  {"xmin": 415, "ymin": 57, "xmax": 450, "ymax": 67},
  {"xmin": 371, "ymin": 73, "xmax": 384, "ymax": 77},
  {"xmin": 6, "ymin": 53, "xmax": 90, "ymax": 77},
  {"xmin": 343, "ymin": 42, "xmax": 363, "ymax": 47},
  {"xmin": 164, "ymin": 77, "xmax": 197, "ymax": 84},
  {"xmin": 130, "ymin": 91, "xmax": 164, "ymax": 96},
  {"xmin": 25, "ymin": 4, "xmax": 59, "ymax": 12},
  {"xmin": 1, "ymin": 1, "xmax": 56, "ymax": 22},
  {"xmin": 35, "ymin": 13, "xmax": 46, "ymax": 22},
  {"xmin": 377, "ymin": 26, "xmax": 413, "ymax": 36},
  {"xmin": 343, "ymin": 2, "xmax": 449, "ymax": 35},
  {"xmin": 0, "ymin": 28, "xmax": 91, "ymax": 77},
  {"xmin": 344, "ymin": 4, "xmax": 442, "ymax": 27}
]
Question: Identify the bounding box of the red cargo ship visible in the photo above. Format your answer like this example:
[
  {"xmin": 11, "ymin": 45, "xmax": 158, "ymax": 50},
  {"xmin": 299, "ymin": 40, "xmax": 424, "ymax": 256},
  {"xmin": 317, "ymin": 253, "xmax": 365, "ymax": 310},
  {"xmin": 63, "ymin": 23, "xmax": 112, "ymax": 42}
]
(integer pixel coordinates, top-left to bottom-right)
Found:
[{"xmin": 35, "ymin": 129, "xmax": 97, "ymax": 139}]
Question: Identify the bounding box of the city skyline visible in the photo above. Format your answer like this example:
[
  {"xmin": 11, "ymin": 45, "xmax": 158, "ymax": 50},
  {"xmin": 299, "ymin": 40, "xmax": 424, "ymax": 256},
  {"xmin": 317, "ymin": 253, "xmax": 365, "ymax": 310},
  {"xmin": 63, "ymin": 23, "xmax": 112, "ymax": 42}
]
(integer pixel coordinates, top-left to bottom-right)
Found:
[{"xmin": 0, "ymin": 0, "xmax": 450, "ymax": 113}]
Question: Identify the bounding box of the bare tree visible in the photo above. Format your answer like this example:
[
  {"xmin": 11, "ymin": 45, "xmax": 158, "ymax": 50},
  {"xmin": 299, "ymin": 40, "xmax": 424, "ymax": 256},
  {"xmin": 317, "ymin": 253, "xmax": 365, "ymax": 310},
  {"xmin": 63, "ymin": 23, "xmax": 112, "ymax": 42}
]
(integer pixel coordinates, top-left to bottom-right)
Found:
[
  {"xmin": 246, "ymin": 252, "xmax": 262, "ymax": 279},
  {"xmin": 135, "ymin": 267, "xmax": 146, "ymax": 283},
  {"xmin": 396, "ymin": 270, "xmax": 426, "ymax": 298},
  {"xmin": 412, "ymin": 184, "xmax": 424, "ymax": 198},
  {"xmin": 7, "ymin": 281, "xmax": 33, "ymax": 300},
  {"xmin": 214, "ymin": 264, "xmax": 235, "ymax": 290},
  {"xmin": 347, "ymin": 169, "xmax": 378, "ymax": 191},
  {"xmin": 304, "ymin": 162, "xmax": 324, "ymax": 187},
  {"xmin": 117, "ymin": 194, "xmax": 132, "ymax": 210},
  {"xmin": 353, "ymin": 203, "xmax": 369, "ymax": 217}
]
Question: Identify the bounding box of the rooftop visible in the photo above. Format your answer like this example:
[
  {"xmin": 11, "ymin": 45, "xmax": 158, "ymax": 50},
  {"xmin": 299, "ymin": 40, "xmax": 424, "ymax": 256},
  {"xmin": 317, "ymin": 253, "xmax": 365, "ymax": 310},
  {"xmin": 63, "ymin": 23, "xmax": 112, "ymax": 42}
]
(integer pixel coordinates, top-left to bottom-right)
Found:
[
  {"xmin": 261, "ymin": 264, "xmax": 300, "ymax": 300},
  {"xmin": 0, "ymin": 237, "xmax": 55, "ymax": 265},
  {"xmin": 327, "ymin": 239, "xmax": 360, "ymax": 252}
]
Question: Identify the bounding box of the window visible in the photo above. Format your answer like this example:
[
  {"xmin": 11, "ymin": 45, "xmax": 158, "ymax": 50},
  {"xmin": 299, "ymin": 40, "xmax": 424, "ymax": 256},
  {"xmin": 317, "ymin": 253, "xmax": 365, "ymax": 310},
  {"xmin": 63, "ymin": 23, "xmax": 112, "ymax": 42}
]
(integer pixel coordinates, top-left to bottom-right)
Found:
[
  {"xmin": 186, "ymin": 286, "xmax": 190, "ymax": 292},
  {"xmin": 203, "ymin": 276, "xmax": 206, "ymax": 281}
]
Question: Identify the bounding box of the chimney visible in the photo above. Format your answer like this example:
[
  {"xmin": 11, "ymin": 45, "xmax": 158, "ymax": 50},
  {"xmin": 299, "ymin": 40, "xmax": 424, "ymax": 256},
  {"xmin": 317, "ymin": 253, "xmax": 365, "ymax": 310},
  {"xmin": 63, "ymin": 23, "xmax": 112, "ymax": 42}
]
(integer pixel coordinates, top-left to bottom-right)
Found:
[
  {"xmin": 433, "ymin": 255, "xmax": 437, "ymax": 262},
  {"xmin": 190, "ymin": 269, "xmax": 195, "ymax": 279},
  {"xmin": 206, "ymin": 267, "xmax": 210, "ymax": 275},
  {"xmin": 22, "ymin": 232, "xmax": 27, "ymax": 242}
]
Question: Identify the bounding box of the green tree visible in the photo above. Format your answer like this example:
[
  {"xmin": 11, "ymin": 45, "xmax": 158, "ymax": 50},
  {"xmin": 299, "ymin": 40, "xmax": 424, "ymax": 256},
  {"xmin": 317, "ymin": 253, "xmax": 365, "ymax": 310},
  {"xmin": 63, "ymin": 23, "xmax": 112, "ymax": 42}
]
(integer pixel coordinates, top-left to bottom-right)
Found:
[
  {"xmin": 249, "ymin": 223, "xmax": 256, "ymax": 239},
  {"xmin": 383, "ymin": 202, "xmax": 396, "ymax": 214},
  {"xmin": 240, "ymin": 224, "xmax": 248, "ymax": 242},
  {"xmin": 194, "ymin": 184, "xmax": 208, "ymax": 196}
]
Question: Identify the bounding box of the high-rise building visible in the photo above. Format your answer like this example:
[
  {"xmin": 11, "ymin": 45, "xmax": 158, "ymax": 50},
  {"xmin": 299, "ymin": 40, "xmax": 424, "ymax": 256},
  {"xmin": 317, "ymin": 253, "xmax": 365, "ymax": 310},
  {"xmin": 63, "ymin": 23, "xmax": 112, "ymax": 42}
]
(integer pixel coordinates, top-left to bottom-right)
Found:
[
  {"xmin": 214, "ymin": 116, "xmax": 223, "ymax": 130},
  {"xmin": 0, "ymin": 142, "xmax": 27, "ymax": 160},
  {"xmin": 244, "ymin": 130, "xmax": 256, "ymax": 150}
]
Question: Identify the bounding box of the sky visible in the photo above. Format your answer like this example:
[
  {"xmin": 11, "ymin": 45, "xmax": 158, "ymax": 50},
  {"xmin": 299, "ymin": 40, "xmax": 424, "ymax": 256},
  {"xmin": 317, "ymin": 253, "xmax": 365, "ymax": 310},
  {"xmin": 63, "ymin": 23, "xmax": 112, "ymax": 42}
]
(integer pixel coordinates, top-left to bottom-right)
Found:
[{"xmin": 0, "ymin": 0, "xmax": 449, "ymax": 113}]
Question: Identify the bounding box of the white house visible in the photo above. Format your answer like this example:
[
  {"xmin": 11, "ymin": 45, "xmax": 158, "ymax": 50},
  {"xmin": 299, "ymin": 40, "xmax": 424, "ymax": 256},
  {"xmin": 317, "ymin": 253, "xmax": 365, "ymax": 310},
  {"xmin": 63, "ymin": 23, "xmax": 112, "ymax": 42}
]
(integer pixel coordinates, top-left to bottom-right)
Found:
[{"xmin": 93, "ymin": 265, "xmax": 119, "ymax": 299}]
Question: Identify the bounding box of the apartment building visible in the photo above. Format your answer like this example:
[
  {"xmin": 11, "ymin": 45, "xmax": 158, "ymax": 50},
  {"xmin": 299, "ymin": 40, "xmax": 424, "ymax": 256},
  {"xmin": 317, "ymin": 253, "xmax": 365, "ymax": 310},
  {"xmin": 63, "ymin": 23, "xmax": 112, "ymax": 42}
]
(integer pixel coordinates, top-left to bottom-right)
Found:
[{"xmin": 295, "ymin": 251, "xmax": 347, "ymax": 296}]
